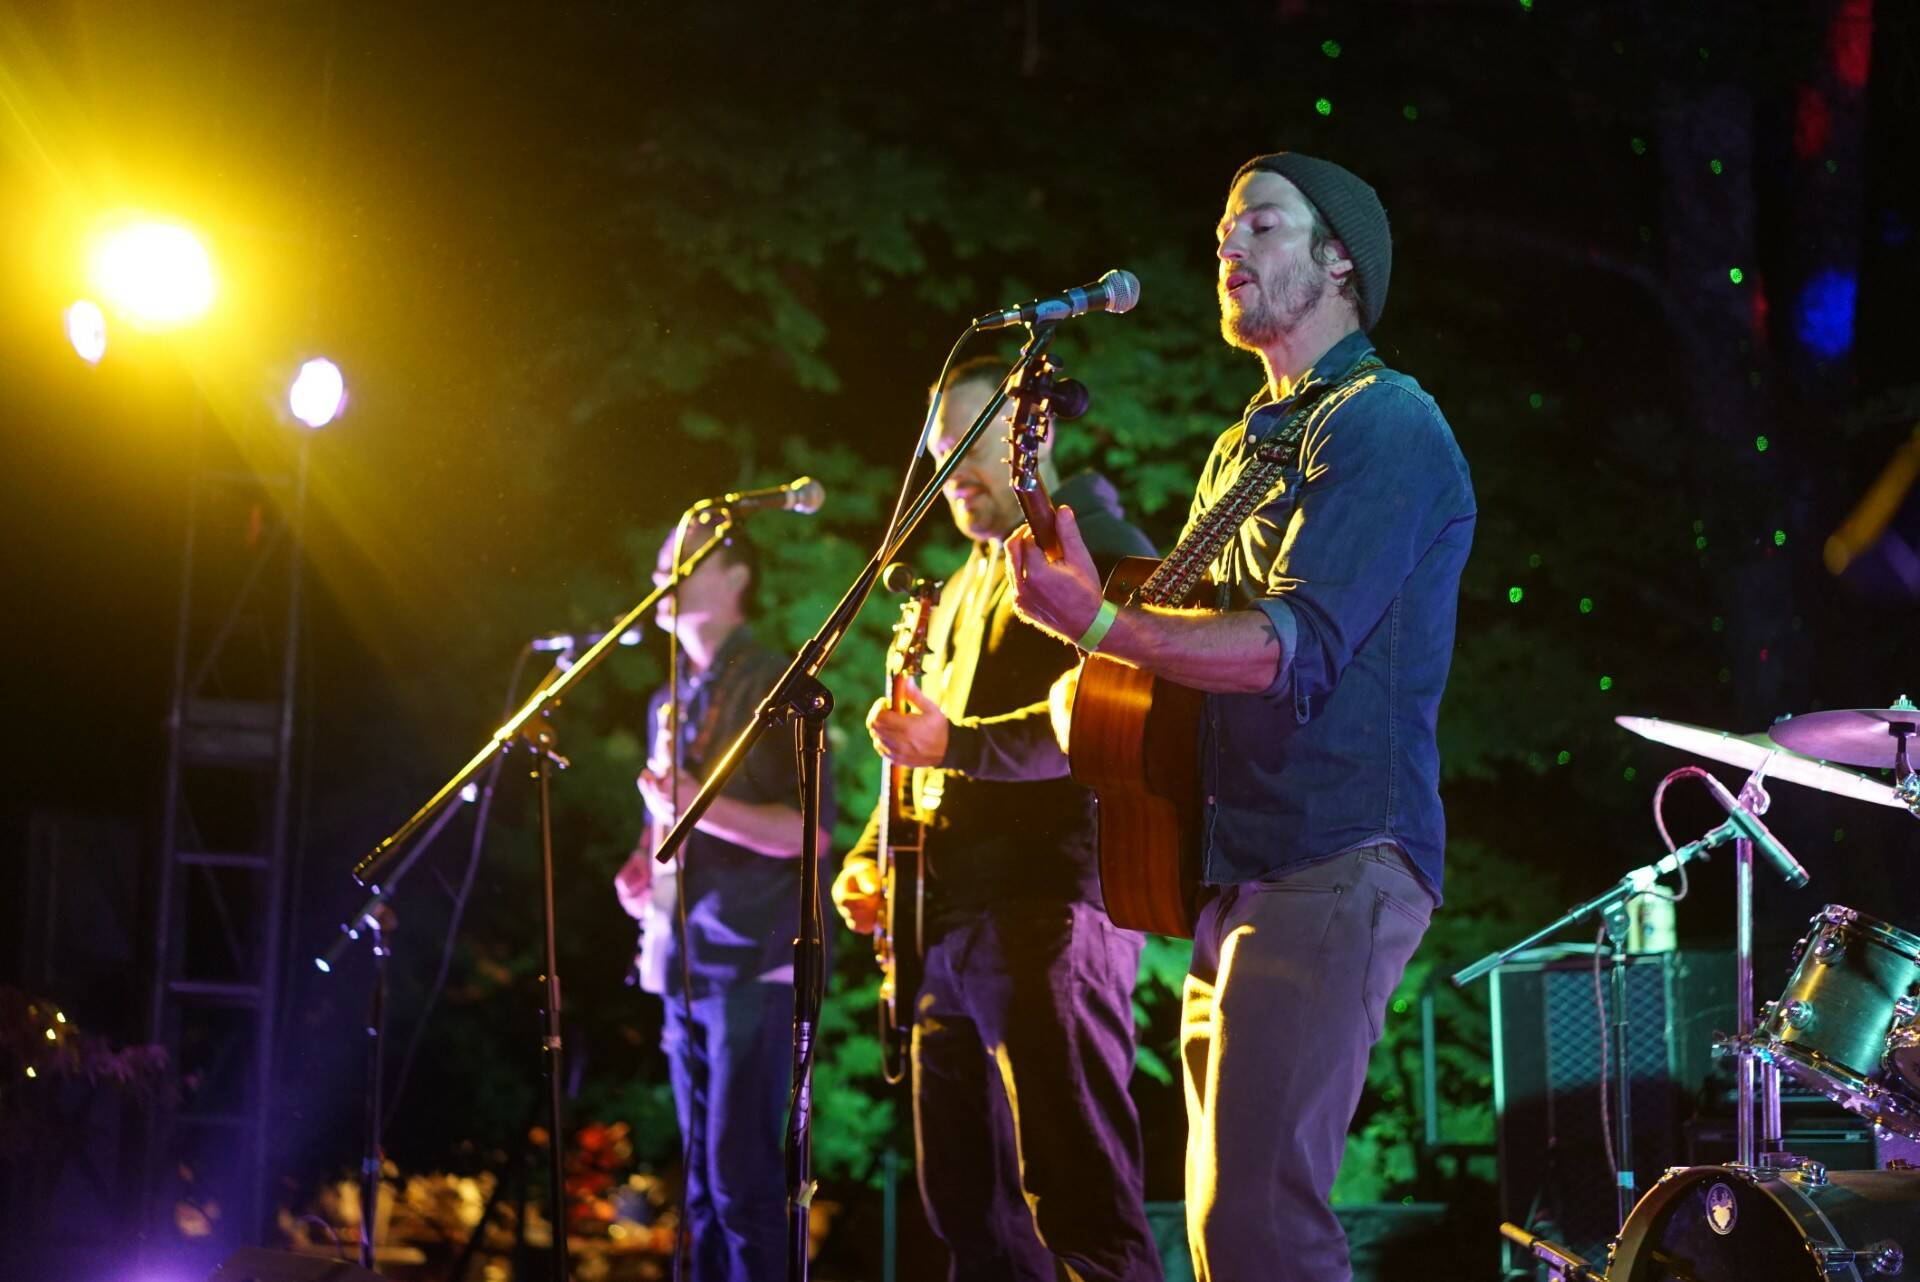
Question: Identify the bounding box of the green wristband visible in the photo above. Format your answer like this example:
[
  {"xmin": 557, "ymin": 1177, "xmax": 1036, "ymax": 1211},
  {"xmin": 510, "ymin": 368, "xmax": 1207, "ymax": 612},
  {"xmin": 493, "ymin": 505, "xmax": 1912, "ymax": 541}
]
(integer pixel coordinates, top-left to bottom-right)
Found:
[{"xmin": 1076, "ymin": 599, "xmax": 1120, "ymax": 653}]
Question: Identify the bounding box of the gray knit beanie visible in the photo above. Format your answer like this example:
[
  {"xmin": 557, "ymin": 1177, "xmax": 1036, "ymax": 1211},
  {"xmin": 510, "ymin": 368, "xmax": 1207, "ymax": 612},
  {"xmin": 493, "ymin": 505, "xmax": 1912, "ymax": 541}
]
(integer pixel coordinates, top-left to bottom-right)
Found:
[{"xmin": 1233, "ymin": 152, "xmax": 1391, "ymax": 332}]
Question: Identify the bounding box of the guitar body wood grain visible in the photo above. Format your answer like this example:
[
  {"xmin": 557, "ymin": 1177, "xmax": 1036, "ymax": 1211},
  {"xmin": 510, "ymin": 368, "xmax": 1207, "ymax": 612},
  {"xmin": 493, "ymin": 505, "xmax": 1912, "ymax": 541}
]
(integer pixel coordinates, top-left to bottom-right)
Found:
[{"xmin": 1069, "ymin": 556, "xmax": 1203, "ymax": 938}]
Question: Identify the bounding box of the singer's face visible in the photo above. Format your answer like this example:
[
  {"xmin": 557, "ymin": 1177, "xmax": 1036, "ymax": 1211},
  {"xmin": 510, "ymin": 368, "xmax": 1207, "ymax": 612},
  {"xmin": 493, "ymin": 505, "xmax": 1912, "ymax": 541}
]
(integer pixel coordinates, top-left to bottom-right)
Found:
[
  {"xmin": 930, "ymin": 376, "xmax": 1025, "ymax": 543},
  {"xmin": 1215, "ymin": 171, "xmax": 1338, "ymax": 351},
  {"xmin": 652, "ymin": 532, "xmax": 743, "ymax": 631}
]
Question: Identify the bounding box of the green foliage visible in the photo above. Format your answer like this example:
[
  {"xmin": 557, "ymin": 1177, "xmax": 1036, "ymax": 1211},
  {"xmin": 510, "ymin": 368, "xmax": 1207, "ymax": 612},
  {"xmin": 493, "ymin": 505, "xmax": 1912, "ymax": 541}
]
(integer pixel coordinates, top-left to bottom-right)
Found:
[{"xmin": 363, "ymin": 2, "xmax": 1920, "ymax": 1214}]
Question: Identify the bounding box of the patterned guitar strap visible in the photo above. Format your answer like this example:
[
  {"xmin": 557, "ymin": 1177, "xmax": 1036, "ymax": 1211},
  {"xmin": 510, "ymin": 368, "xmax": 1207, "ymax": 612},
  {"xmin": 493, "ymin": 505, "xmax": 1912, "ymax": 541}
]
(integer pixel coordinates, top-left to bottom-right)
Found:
[{"xmin": 1133, "ymin": 356, "xmax": 1384, "ymax": 608}]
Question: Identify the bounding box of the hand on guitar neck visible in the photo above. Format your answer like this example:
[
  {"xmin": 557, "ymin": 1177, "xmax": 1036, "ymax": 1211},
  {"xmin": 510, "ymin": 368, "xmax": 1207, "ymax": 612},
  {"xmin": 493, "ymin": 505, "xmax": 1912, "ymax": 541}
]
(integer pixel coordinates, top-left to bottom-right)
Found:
[
  {"xmin": 1005, "ymin": 501, "xmax": 1110, "ymax": 647},
  {"xmin": 1015, "ymin": 479, "xmax": 1066, "ymax": 565}
]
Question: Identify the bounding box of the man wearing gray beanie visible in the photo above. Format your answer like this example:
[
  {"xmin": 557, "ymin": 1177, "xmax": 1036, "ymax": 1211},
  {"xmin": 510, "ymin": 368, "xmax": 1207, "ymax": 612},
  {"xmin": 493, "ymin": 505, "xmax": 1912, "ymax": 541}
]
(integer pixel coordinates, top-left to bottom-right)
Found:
[{"xmin": 1005, "ymin": 153, "xmax": 1476, "ymax": 1281}]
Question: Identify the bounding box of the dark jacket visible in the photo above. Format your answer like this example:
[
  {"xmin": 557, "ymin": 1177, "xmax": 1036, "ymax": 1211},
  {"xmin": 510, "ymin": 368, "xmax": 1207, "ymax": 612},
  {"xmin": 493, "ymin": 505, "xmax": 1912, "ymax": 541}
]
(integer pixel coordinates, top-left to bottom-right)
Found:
[{"xmin": 851, "ymin": 470, "xmax": 1155, "ymax": 913}]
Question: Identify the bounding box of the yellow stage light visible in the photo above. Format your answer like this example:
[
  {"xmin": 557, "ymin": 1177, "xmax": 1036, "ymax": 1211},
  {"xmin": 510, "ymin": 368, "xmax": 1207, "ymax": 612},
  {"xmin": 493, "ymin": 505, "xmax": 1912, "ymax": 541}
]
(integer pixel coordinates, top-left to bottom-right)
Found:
[
  {"xmin": 288, "ymin": 357, "xmax": 346, "ymax": 429},
  {"xmin": 66, "ymin": 299, "xmax": 108, "ymax": 364},
  {"xmin": 87, "ymin": 220, "xmax": 215, "ymax": 329}
]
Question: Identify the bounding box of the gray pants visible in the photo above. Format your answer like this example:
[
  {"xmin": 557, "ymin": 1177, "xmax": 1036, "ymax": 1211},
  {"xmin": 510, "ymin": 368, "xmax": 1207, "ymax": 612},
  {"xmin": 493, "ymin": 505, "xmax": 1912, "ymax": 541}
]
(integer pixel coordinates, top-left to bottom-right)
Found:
[{"xmin": 1181, "ymin": 844, "xmax": 1432, "ymax": 1282}]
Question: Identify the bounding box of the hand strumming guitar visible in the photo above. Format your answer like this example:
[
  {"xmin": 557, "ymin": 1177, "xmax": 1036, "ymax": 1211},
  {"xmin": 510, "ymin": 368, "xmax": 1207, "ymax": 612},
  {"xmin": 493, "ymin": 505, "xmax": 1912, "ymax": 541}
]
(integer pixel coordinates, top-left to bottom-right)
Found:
[
  {"xmin": 831, "ymin": 856, "xmax": 883, "ymax": 936},
  {"xmin": 636, "ymin": 763, "xmax": 699, "ymax": 825},
  {"xmin": 865, "ymin": 676, "xmax": 949, "ymax": 767},
  {"xmin": 613, "ymin": 847, "xmax": 653, "ymax": 920}
]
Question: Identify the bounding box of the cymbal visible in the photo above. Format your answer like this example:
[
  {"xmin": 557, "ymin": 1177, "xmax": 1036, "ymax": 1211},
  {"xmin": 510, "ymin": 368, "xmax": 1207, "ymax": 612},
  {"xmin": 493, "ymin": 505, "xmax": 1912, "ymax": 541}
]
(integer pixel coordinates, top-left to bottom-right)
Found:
[
  {"xmin": 1769, "ymin": 700, "xmax": 1920, "ymax": 770},
  {"xmin": 1615, "ymin": 715, "xmax": 1904, "ymax": 810}
]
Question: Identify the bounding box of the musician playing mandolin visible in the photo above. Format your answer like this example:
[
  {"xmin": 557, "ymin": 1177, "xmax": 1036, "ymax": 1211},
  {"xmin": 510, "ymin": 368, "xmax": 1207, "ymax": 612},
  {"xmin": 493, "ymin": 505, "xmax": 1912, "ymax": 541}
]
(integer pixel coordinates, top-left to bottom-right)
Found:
[
  {"xmin": 831, "ymin": 356, "xmax": 1164, "ymax": 1282},
  {"xmin": 1004, "ymin": 153, "xmax": 1477, "ymax": 1282}
]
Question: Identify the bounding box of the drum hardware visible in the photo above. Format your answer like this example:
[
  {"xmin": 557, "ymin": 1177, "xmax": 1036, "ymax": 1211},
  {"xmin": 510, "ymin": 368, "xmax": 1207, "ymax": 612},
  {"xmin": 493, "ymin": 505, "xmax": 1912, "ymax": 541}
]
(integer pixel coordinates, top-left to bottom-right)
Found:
[
  {"xmin": 1457, "ymin": 816, "xmax": 1744, "ymax": 1228},
  {"xmin": 1749, "ymin": 905, "xmax": 1920, "ymax": 1141},
  {"xmin": 1485, "ymin": 708, "xmax": 1920, "ymax": 1277},
  {"xmin": 1753, "ymin": 1150, "xmax": 1828, "ymax": 1185},
  {"xmin": 1831, "ymin": 1243, "xmax": 1906, "ymax": 1278},
  {"xmin": 1769, "ymin": 697, "xmax": 1920, "ymax": 819},
  {"xmin": 1607, "ymin": 1164, "xmax": 1917, "ymax": 1281}
]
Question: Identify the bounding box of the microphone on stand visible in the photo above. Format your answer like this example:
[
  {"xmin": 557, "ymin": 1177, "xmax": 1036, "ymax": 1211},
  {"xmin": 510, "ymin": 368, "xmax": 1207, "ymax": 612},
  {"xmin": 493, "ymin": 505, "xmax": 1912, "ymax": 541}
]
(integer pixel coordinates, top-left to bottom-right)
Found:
[
  {"xmin": 690, "ymin": 475, "xmax": 826, "ymax": 515},
  {"xmin": 972, "ymin": 269, "xmax": 1142, "ymax": 331},
  {"xmin": 1699, "ymin": 773, "xmax": 1811, "ymax": 887},
  {"xmin": 531, "ymin": 627, "xmax": 643, "ymax": 654}
]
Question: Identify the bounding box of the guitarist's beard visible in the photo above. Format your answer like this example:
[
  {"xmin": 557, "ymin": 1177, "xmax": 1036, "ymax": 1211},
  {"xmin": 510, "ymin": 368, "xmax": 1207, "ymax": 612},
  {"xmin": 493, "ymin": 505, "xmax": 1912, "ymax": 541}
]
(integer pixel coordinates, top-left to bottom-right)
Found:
[{"xmin": 1219, "ymin": 254, "xmax": 1336, "ymax": 352}]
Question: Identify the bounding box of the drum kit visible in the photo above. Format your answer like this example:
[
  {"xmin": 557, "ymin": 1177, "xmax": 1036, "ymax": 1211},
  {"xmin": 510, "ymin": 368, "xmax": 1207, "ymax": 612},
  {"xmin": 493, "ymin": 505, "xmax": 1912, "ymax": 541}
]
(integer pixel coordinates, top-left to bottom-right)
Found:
[{"xmin": 1475, "ymin": 698, "xmax": 1920, "ymax": 1281}]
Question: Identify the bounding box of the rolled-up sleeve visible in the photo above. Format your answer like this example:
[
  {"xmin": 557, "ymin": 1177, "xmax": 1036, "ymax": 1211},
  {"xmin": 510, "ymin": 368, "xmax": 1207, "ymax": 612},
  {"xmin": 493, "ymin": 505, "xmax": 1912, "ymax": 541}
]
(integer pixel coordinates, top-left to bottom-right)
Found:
[{"xmin": 1256, "ymin": 383, "xmax": 1470, "ymax": 708}]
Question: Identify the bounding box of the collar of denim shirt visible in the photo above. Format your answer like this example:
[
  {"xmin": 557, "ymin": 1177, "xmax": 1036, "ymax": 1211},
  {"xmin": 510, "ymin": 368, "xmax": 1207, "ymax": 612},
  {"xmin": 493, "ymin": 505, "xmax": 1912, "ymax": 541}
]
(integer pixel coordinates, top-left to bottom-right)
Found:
[{"xmin": 1240, "ymin": 329, "xmax": 1378, "ymax": 444}]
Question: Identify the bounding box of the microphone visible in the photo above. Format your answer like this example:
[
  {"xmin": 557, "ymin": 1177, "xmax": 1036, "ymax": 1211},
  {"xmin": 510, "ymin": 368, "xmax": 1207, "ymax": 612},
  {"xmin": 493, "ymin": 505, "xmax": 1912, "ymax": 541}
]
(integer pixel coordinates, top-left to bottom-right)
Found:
[
  {"xmin": 531, "ymin": 627, "xmax": 643, "ymax": 653},
  {"xmin": 972, "ymin": 269, "xmax": 1141, "ymax": 331},
  {"xmin": 1699, "ymin": 773, "xmax": 1811, "ymax": 887},
  {"xmin": 690, "ymin": 475, "xmax": 825, "ymax": 515}
]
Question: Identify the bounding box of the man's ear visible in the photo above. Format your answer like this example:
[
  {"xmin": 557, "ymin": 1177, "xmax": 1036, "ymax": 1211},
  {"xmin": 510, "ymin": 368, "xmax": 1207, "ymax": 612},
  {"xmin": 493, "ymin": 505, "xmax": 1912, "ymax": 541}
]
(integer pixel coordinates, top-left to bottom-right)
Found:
[
  {"xmin": 1320, "ymin": 237, "xmax": 1355, "ymax": 283},
  {"xmin": 725, "ymin": 558, "xmax": 753, "ymax": 597}
]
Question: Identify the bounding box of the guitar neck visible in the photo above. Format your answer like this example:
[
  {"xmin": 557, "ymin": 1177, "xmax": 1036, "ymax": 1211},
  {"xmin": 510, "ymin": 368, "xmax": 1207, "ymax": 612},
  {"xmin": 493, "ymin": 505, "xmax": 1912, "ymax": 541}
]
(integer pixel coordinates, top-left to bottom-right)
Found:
[
  {"xmin": 886, "ymin": 672, "xmax": 917, "ymax": 823},
  {"xmin": 1016, "ymin": 479, "xmax": 1064, "ymax": 563}
]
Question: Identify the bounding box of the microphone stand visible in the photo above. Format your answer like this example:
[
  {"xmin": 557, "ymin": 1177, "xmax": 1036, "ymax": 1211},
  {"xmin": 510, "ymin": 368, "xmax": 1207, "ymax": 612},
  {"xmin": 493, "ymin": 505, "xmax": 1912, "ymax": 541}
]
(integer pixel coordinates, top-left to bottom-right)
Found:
[
  {"xmin": 351, "ymin": 517, "xmax": 736, "ymax": 1282},
  {"xmin": 359, "ymin": 909, "xmax": 390, "ymax": 1272},
  {"xmin": 651, "ymin": 322, "xmax": 1063, "ymax": 1282}
]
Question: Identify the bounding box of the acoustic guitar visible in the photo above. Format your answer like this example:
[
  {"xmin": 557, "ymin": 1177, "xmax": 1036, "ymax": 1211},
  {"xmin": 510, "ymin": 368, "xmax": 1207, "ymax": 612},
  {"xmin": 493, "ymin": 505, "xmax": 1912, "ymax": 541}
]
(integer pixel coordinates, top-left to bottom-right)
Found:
[{"xmin": 1004, "ymin": 362, "xmax": 1202, "ymax": 939}]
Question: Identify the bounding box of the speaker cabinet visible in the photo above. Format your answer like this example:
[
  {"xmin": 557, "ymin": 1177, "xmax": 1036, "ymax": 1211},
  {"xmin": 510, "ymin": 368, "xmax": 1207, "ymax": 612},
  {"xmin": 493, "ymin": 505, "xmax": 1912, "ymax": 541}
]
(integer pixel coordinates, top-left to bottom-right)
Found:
[{"xmin": 1491, "ymin": 948, "xmax": 1732, "ymax": 1269}]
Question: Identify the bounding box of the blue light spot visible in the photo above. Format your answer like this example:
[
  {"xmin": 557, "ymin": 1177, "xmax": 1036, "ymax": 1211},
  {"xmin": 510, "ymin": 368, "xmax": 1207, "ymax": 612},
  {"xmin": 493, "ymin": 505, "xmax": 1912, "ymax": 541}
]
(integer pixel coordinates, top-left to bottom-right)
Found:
[{"xmin": 1795, "ymin": 269, "xmax": 1856, "ymax": 359}]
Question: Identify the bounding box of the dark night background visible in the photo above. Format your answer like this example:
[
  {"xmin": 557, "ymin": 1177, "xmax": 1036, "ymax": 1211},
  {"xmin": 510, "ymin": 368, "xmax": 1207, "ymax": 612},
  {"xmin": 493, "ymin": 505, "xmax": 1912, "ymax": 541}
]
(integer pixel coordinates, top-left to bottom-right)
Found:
[{"xmin": 3, "ymin": 1, "xmax": 1919, "ymax": 1279}]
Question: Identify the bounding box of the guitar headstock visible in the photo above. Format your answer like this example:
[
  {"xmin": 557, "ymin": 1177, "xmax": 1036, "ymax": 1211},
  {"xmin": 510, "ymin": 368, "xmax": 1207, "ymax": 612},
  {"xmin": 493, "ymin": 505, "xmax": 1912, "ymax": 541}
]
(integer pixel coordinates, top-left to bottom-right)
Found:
[
  {"xmin": 1004, "ymin": 356, "xmax": 1089, "ymax": 563},
  {"xmin": 882, "ymin": 562, "xmax": 942, "ymax": 682}
]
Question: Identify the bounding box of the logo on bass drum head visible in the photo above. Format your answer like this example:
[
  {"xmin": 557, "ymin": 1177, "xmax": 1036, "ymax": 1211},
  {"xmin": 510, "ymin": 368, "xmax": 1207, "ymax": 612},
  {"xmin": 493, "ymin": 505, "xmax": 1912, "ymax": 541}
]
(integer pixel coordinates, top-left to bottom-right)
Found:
[{"xmin": 1705, "ymin": 1182, "xmax": 1738, "ymax": 1235}]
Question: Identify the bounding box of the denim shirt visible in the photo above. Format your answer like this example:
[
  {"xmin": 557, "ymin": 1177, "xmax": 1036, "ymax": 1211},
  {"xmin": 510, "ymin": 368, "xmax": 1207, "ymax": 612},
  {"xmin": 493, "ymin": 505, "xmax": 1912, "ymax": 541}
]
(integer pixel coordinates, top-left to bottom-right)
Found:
[{"xmin": 1190, "ymin": 331, "xmax": 1475, "ymax": 902}]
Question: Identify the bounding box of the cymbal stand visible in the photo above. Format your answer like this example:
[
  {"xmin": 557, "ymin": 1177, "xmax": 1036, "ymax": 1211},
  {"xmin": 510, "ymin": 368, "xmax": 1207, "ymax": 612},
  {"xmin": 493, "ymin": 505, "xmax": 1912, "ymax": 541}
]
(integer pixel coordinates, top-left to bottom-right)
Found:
[
  {"xmin": 1732, "ymin": 766, "xmax": 1786, "ymax": 1167},
  {"xmin": 1893, "ymin": 723, "xmax": 1920, "ymax": 816}
]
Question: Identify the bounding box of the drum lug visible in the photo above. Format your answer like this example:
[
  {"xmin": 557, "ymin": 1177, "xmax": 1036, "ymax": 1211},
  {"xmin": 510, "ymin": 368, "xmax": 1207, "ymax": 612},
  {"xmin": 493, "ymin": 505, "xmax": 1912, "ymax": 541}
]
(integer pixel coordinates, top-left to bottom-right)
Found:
[
  {"xmin": 1814, "ymin": 932, "xmax": 1847, "ymax": 964},
  {"xmin": 1781, "ymin": 999, "xmax": 1815, "ymax": 1030},
  {"xmin": 1759, "ymin": 1150, "xmax": 1828, "ymax": 1186},
  {"xmin": 1896, "ymin": 994, "xmax": 1919, "ymax": 1022},
  {"xmin": 1819, "ymin": 1239, "xmax": 1904, "ymax": 1277}
]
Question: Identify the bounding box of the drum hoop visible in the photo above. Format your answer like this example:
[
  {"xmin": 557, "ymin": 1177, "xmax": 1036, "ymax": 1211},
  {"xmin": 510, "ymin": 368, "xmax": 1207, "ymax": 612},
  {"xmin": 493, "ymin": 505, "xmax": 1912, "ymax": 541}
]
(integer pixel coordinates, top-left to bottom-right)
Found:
[
  {"xmin": 1610, "ymin": 1165, "xmax": 1844, "ymax": 1281},
  {"xmin": 1755, "ymin": 1040, "xmax": 1920, "ymax": 1137},
  {"xmin": 1814, "ymin": 902, "xmax": 1920, "ymax": 962}
]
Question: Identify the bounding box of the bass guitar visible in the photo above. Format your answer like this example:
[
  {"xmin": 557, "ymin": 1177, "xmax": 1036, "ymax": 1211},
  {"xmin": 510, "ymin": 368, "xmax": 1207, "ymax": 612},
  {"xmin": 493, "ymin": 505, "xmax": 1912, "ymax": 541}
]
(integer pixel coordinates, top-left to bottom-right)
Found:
[{"xmin": 874, "ymin": 562, "xmax": 942, "ymax": 1083}]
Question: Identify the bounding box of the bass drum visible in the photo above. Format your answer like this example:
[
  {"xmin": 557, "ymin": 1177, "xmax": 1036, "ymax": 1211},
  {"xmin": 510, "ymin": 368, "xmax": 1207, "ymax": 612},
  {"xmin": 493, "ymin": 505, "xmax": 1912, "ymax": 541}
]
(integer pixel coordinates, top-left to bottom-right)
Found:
[{"xmin": 1608, "ymin": 1165, "xmax": 1916, "ymax": 1281}]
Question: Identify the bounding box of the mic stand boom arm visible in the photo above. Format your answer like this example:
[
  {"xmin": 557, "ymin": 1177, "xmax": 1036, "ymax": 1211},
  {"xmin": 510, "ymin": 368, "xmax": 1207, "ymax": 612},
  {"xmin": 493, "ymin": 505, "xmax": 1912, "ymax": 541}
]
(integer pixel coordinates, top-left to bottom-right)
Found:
[
  {"xmin": 352, "ymin": 513, "xmax": 735, "ymax": 889},
  {"xmin": 1451, "ymin": 823, "xmax": 1731, "ymax": 989},
  {"xmin": 648, "ymin": 323, "xmax": 1060, "ymax": 1282}
]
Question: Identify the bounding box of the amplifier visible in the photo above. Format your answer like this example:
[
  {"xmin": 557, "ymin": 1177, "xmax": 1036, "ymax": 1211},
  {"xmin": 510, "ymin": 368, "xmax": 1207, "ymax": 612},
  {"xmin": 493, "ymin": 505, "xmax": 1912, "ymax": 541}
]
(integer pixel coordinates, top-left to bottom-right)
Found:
[{"xmin": 1490, "ymin": 948, "xmax": 1734, "ymax": 1270}]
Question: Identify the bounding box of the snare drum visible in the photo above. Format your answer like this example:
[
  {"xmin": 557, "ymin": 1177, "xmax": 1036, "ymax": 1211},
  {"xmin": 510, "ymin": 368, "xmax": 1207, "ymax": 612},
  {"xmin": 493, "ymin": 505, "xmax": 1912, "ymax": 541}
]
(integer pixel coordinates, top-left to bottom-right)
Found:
[
  {"xmin": 1756, "ymin": 904, "xmax": 1920, "ymax": 1138},
  {"xmin": 1609, "ymin": 1164, "xmax": 1916, "ymax": 1281}
]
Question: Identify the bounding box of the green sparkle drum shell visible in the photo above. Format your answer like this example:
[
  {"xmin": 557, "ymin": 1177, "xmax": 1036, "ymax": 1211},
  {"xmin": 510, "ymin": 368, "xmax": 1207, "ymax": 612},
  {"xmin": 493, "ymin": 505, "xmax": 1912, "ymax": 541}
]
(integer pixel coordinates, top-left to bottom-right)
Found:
[{"xmin": 1758, "ymin": 904, "xmax": 1920, "ymax": 1137}]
